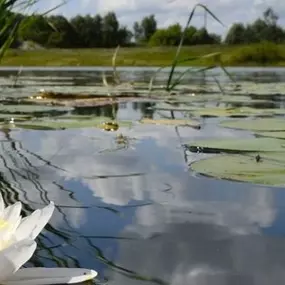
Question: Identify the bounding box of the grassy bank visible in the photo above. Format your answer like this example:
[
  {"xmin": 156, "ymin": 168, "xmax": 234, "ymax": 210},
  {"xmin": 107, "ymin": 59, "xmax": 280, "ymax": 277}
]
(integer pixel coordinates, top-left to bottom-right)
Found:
[{"xmin": 2, "ymin": 43, "xmax": 285, "ymax": 67}]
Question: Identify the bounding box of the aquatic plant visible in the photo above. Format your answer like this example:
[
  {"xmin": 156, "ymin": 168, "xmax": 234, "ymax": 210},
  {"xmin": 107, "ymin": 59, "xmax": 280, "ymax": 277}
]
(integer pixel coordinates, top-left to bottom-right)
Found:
[
  {"xmin": 0, "ymin": 0, "xmax": 66, "ymax": 62},
  {"xmin": 148, "ymin": 3, "xmax": 235, "ymax": 93},
  {"xmin": 0, "ymin": 193, "xmax": 97, "ymax": 284}
]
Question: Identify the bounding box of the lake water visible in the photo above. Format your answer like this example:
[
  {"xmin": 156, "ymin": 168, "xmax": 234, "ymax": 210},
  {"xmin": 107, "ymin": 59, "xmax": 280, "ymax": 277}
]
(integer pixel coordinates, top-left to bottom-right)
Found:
[{"xmin": 1, "ymin": 67, "xmax": 285, "ymax": 285}]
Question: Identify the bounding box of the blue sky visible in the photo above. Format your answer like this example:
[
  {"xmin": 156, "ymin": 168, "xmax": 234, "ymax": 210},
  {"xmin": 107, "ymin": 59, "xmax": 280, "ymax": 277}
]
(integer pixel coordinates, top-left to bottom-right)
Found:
[{"xmin": 32, "ymin": 0, "xmax": 285, "ymax": 35}]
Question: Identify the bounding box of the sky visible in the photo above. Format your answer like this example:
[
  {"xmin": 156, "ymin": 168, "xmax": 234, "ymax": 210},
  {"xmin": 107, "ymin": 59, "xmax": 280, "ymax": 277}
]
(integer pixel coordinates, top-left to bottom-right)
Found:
[{"xmin": 30, "ymin": 0, "xmax": 285, "ymax": 36}]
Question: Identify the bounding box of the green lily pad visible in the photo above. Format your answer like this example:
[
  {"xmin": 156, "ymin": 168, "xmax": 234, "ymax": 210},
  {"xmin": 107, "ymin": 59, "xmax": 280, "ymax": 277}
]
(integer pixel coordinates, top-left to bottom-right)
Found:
[
  {"xmin": 152, "ymin": 103, "xmax": 195, "ymax": 112},
  {"xmin": 190, "ymin": 153, "xmax": 285, "ymax": 186},
  {"xmin": 14, "ymin": 117, "xmax": 132, "ymax": 130},
  {"xmin": 188, "ymin": 137, "xmax": 285, "ymax": 153},
  {"xmin": 220, "ymin": 118, "xmax": 285, "ymax": 131},
  {"xmin": 193, "ymin": 107, "xmax": 285, "ymax": 118},
  {"xmin": 0, "ymin": 104, "xmax": 73, "ymax": 114},
  {"xmin": 255, "ymin": 131, "xmax": 285, "ymax": 139},
  {"xmin": 164, "ymin": 94, "xmax": 268, "ymax": 104},
  {"xmin": 140, "ymin": 118, "xmax": 200, "ymax": 128},
  {"xmin": 152, "ymin": 104, "xmax": 285, "ymax": 118},
  {"xmin": 0, "ymin": 114, "xmax": 31, "ymax": 121}
]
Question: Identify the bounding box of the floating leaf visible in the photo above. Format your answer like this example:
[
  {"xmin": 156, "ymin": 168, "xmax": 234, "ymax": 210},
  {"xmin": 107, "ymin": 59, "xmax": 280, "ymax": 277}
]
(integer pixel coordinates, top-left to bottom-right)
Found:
[
  {"xmin": 152, "ymin": 103, "xmax": 196, "ymax": 112},
  {"xmin": 192, "ymin": 107, "xmax": 285, "ymax": 118},
  {"xmin": 255, "ymin": 131, "xmax": 285, "ymax": 139},
  {"xmin": 187, "ymin": 137, "xmax": 285, "ymax": 153},
  {"xmin": 14, "ymin": 117, "xmax": 132, "ymax": 130},
  {"xmin": 220, "ymin": 118, "xmax": 285, "ymax": 131},
  {"xmin": 140, "ymin": 118, "xmax": 200, "ymax": 128},
  {"xmin": 190, "ymin": 107, "xmax": 264, "ymax": 118},
  {"xmin": 0, "ymin": 114, "xmax": 31, "ymax": 121},
  {"xmin": 153, "ymin": 104, "xmax": 285, "ymax": 117},
  {"xmin": 0, "ymin": 104, "xmax": 73, "ymax": 114},
  {"xmin": 190, "ymin": 153, "xmax": 285, "ymax": 186}
]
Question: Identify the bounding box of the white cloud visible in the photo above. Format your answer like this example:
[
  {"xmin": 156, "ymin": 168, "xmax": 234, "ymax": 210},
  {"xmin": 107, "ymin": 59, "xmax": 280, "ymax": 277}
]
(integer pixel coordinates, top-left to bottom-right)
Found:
[{"xmin": 35, "ymin": 0, "xmax": 285, "ymax": 35}]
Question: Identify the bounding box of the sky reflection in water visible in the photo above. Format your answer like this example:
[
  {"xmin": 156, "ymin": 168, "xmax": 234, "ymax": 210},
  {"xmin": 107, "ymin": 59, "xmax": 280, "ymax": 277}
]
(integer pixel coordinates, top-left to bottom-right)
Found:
[{"xmin": 0, "ymin": 68, "xmax": 284, "ymax": 285}]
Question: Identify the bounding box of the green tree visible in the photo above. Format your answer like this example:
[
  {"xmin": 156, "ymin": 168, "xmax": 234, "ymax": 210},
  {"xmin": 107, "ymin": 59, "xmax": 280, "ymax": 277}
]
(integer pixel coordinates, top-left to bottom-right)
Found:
[
  {"xmin": 183, "ymin": 26, "xmax": 198, "ymax": 45},
  {"xmin": 133, "ymin": 21, "xmax": 143, "ymax": 43},
  {"xmin": 192, "ymin": 28, "xmax": 215, "ymax": 44},
  {"xmin": 18, "ymin": 15, "xmax": 53, "ymax": 46},
  {"xmin": 117, "ymin": 26, "xmax": 132, "ymax": 46},
  {"xmin": 224, "ymin": 7, "xmax": 285, "ymax": 44},
  {"xmin": 70, "ymin": 14, "xmax": 103, "ymax": 47},
  {"xmin": 224, "ymin": 23, "xmax": 246, "ymax": 44},
  {"xmin": 47, "ymin": 15, "xmax": 78, "ymax": 47},
  {"xmin": 102, "ymin": 12, "xmax": 119, "ymax": 47},
  {"xmin": 149, "ymin": 29, "xmax": 168, "ymax": 46},
  {"xmin": 141, "ymin": 14, "xmax": 157, "ymax": 42}
]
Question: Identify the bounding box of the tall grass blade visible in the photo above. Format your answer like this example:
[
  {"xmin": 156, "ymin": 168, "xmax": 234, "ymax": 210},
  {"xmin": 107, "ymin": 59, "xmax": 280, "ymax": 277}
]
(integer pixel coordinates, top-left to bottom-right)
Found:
[
  {"xmin": 112, "ymin": 45, "xmax": 120, "ymax": 84},
  {"xmin": 149, "ymin": 66, "xmax": 166, "ymax": 93},
  {"xmin": 0, "ymin": 19, "xmax": 20, "ymax": 62},
  {"xmin": 166, "ymin": 3, "xmax": 224, "ymax": 91},
  {"xmin": 169, "ymin": 65, "xmax": 217, "ymax": 91}
]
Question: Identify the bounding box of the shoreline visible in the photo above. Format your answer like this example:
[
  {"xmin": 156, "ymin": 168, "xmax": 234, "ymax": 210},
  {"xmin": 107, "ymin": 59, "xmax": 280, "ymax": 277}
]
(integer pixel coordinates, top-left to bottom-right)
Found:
[{"xmin": 1, "ymin": 45, "xmax": 285, "ymax": 67}]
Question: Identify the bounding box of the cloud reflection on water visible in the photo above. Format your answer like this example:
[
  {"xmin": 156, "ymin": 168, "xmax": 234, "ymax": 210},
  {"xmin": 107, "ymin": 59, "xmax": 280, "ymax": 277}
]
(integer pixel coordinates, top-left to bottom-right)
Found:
[{"xmin": 0, "ymin": 117, "xmax": 281, "ymax": 285}]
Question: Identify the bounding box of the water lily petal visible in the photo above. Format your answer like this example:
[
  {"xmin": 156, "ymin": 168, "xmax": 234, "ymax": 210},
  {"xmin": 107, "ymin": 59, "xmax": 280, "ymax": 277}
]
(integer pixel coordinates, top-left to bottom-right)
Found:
[
  {"xmin": 0, "ymin": 192, "xmax": 4, "ymax": 215},
  {"xmin": 0, "ymin": 202, "xmax": 22, "ymax": 240},
  {"xmin": 15, "ymin": 201, "xmax": 55, "ymax": 241},
  {"xmin": 2, "ymin": 202, "xmax": 22, "ymax": 222},
  {"xmin": 3, "ymin": 267, "xmax": 98, "ymax": 285},
  {"xmin": 0, "ymin": 239, "xmax": 36, "ymax": 282}
]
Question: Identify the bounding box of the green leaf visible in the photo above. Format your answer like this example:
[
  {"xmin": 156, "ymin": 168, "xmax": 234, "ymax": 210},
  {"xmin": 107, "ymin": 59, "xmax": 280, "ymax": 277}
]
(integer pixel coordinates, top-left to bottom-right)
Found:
[
  {"xmin": 190, "ymin": 107, "xmax": 285, "ymax": 118},
  {"xmin": 220, "ymin": 118, "xmax": 285, "ymax": 131},
  {"xmin": 0, "ymin": 104, "xmax": 73, "ymax": 114},
  {"xmin": 255, "ymin": 131, "xmax": 285, "ymax": 139},
  {"xmin": 187, "ymin": 137, "xmax": 285, "ymax": 153},
  {"xmin": 190, "ymin": 153, "xmax": 285, "ymax": 186},
  {"xmin": 15, "ymin": 117, "xmax": 132, "ymax": 130},
  {"xmin": 140, "ymin": 118, "xmax": 200, "ymax": 128}
]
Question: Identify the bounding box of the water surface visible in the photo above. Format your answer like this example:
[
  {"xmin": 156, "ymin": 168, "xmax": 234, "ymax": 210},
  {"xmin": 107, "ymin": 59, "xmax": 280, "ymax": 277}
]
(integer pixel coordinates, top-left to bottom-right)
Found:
[{"xmin": 0, "ymin": 67, "xmax": 285, "ymax": 285}]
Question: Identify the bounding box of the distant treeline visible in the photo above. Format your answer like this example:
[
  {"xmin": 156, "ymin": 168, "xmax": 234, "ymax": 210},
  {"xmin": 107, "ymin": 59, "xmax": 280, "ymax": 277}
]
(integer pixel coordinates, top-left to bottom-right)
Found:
[{"xmin": 6, "ymin": 7, "xmax": 285, "ymax": 48}]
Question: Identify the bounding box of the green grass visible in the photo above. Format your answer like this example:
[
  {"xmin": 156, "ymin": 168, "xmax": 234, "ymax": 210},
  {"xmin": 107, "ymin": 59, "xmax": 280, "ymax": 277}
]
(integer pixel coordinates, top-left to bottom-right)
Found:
[{"xmin": 3, "ymin": 43, "xmax": 285, "ymax": 67}]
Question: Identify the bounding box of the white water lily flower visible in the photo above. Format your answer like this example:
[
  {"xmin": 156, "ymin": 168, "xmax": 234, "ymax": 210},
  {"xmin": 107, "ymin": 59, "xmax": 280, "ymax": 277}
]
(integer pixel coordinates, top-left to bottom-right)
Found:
[{"xmin": 0, "ymin": 194, "xmax": 97, "ymax": 285}]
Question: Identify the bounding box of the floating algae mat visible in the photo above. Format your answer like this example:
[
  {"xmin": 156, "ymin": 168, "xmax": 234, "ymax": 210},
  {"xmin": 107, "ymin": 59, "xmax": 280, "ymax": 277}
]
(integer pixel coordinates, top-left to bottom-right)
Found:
[
  {"xmin": 12, "ymin": 116, "xmax": 132, "ymax": 130},
  {"xmin": 187, "ymin": 137, "xmax": 285, "ymax": 153},
  {"xmin": 220, "ymin": 118, "xmax": 285, "ymax": 131},
  {"xmin": 190, "ymin": 153, "xmax": 285, "ymax": 186}
]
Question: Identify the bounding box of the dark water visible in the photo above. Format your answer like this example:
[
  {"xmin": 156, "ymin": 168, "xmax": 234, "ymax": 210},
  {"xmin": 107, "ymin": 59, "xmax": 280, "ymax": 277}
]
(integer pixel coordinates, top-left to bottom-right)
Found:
[{"xmin": 1, "ymin": 67, "xmax": 285, "ymax": 285}]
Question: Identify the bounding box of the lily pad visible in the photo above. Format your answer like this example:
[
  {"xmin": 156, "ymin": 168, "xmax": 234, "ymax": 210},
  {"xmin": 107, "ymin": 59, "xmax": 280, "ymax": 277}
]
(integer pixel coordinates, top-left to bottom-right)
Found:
[
  {"xmin": 255, "ymin": 131, "xmax": 285, "ymax": 139},
  {"xmin": 152, "ymin": 103, "xmax": 195, "ymax": 112},
  {"xmin": 193, "ymin": 107, "xmax": 285, "ymax": 118},
  {"xmin": 140, "ymin": 118, "xmax": 200, "ymax": 128},
  {"xmin": 0, "ymin": 114, "xmax": 31, "ymax": 121},
  {"xmin": 161, "ymin": 94, "xmax": 271, "ymax": 105},
  {"xmin": 187, "ymin": 137, "xmax": 285, "ymax": 153},
  {"xmin": 220, "ymin": 118, "xmax": 285, "ymax": 131},
  {"xmin": 14, "ymin": 117, "xmax": 132, "ymax": 130},
  {"xmin": 152, "ymin": 104, "xmax": 285, "ymax": 118},
  {"xmin": 190, "ymin": 153, "xmax": 285, "ymax": 186},
  {"xmin": 0, "ymin": 104, "xmax": 73, "ymax": 114}
]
